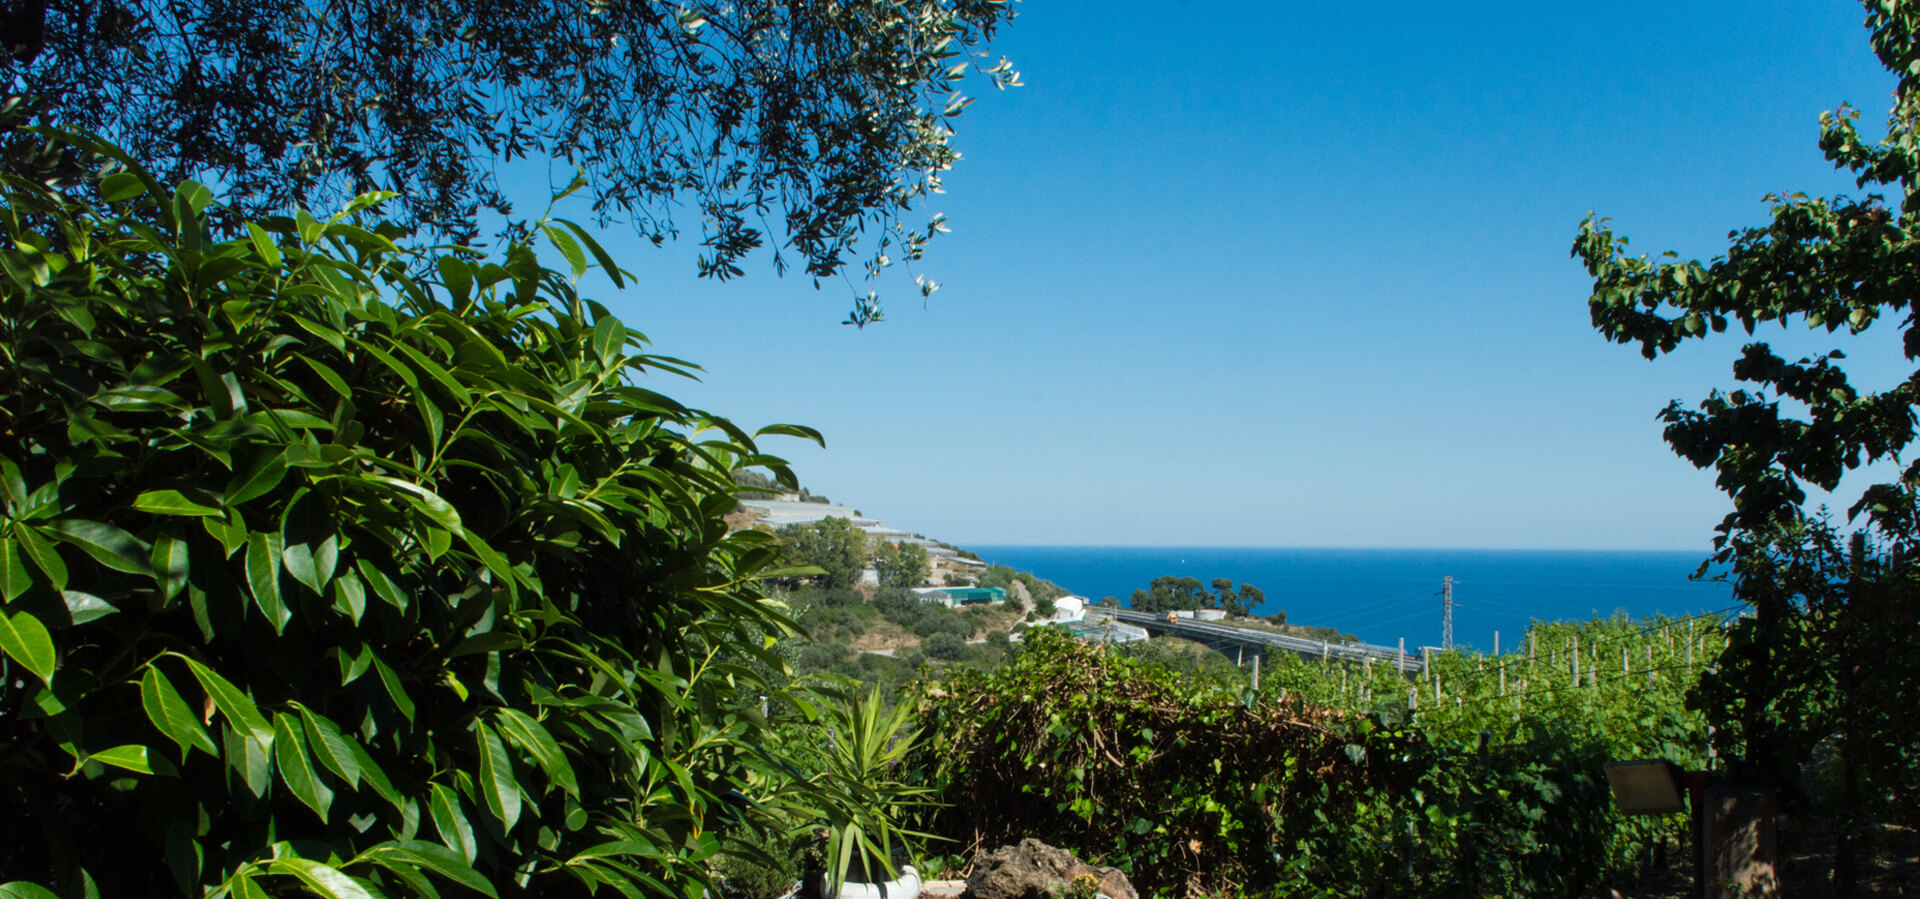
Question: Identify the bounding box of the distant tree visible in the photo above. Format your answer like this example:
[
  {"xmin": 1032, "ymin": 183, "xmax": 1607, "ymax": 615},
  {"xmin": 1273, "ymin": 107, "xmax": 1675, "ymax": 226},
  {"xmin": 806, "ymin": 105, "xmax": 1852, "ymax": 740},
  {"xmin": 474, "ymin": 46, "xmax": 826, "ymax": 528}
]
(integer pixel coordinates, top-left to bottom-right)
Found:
[
  {"xmin": 924, "ymin": 632, "xmax": 968, "ymax": 662},
  {"xmin": 780, "ymin": 517, "xmax": 867, "ymax": 589},
  {"xmin": 978, "ymin": 566, "xmax": 1017, "ymax": 592},
  {"xmin": 1225, "ymin": 583, "xmax": 1266, "ymax": 618},
  {"xmin": 798, "ymin": 642, "xmax": 853, "ymax": 673},
  {"xmin": 1129, "ymin": 576, "xmax": 1211, "ymax": 613},
  {"xmin": 1097, "ymin": 596, "xmax": 1119, "ymax": 609},
  {"xmin": 874, "ymin": 587, "xmax": 923, "ymax": 623},
  {"xmin": 875, "ymin": 541, "xmax": 931, "ymax": 587}
]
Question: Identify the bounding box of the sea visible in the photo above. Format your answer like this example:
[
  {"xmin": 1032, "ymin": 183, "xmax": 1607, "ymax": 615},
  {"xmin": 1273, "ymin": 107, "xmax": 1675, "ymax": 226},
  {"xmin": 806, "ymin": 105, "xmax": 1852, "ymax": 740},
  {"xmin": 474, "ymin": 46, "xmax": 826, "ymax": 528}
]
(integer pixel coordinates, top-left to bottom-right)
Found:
[{"xmin": 967, "ymin": 546, "xmax": 1738, "ymax": 652}]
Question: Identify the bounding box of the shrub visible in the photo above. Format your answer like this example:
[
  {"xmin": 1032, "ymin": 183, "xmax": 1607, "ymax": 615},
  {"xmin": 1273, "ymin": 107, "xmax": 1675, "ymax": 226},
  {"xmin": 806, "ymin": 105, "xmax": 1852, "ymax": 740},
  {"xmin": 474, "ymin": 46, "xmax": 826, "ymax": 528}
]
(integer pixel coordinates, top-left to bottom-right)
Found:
[
  {"xmin": 923, "ymin": 632, "xmax": 967, "ymax": 661},
  {"xmin": 916, "ymin": 629, "xmax": 1640, "ymax": 897},
  {"xmin": 0, "ymin": 135, "xmax": 822, "ymax": 895},
  {"xmin": 913, "ymin": 611, "xmax": 972, "ymax": 640},
  {"xmin": 798, "ymin": 642, "xmax": 853, "ymax": 672}
]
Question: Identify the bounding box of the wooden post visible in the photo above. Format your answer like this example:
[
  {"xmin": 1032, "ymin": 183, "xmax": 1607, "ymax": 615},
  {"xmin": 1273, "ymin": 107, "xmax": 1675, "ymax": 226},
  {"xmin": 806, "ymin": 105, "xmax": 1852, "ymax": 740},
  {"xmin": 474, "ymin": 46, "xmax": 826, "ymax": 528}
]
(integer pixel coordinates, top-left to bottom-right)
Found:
[
  {"xmin": 1251, "ymin": 654, "xmax": 1260, "ymax": 692},
  {"xmin": 1493, "ymin": 630, "xmax": 1500, "ymax": 657},
  {"xmin": 1398, "ymin": 638, "xmax": 1406, "ymax": 675},
  {"xmin": 1572, "ymin": 635, "xmax": 1580, "ymax": 685}
]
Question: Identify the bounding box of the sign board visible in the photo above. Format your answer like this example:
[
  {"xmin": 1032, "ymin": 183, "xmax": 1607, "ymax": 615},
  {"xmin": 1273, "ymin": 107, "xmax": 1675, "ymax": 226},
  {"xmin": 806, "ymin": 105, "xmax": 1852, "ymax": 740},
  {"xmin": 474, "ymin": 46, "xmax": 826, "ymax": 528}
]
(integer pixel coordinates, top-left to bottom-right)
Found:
[{"xmin": 1604, "ymin": 759, "xmax": 1686, "ymax": 815}]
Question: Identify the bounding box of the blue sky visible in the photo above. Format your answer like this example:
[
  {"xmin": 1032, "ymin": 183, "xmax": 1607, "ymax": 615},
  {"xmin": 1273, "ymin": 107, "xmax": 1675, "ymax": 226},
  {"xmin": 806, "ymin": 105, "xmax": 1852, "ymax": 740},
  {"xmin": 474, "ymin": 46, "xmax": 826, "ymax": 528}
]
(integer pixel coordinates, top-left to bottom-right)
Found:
[{"xmin": 523, "ymin": 1, "xmax": 1907, "ymax": 550}]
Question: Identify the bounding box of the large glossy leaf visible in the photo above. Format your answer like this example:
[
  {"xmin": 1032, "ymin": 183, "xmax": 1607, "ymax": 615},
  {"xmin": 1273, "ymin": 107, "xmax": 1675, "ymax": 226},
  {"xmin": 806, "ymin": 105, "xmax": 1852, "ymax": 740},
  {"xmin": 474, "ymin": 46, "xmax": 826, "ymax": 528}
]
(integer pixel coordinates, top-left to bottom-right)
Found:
[
  {"xmin": 7, "ymin": 523, "xmax": 65, "ymax": 591},
  {"xmin": 356, "ymin": 841, "xmax": 499, "ymax": 899},
  {"xmin": 293, "ymin": 704, "xmax": 361, "ymax": 789},
  {"xmin": 245, "ymin": 531, "xmax": 289, "ymax": 633},
  {"xmin": 0, "ymin": 882, "xmax": 61, "ymax": 898},
  {"xmin": 149, "ymin": 534, "xmax": 189, "ymax": 600},
  {"xmin": 345, "ymin": 740, "xmax": 403, "ymax": 813},
  {"xmin": 355, "ymin": 559, "xmax": 408, "ymax": 612},
  {"xmin": 179, "ymin": 654, "xmax": 274, "ymax": 743},
  {"xmin": 0, "ymin": 538, "xmax": 29, "ymax": 601},
  {"xmin": 370, "ymin": 653, "xmax": 415, "ymax": 723},
  {"xmin": 494, "ymin": 708, "xmax": 579, "ymax": 799},
  {"xmin": 225, "ymin": 450, "xmax": 289, "ymax": 505},
  {"xmin": 475, "ymin": 721, "xmax": 522, "ymax": 831},
  {"xmin": 267, "ymin": 858, "xmax": 373, "ymax": 899},
  {"xmin": 428, "ymin": 783, "xmax": 477, "ymax": 864},
  {"xmin": 141, "ymin": 665, "xmax": 218, "ymax": 760},
  {"xmin": 86, "ymin": 744, "xmax": 153, "ymax": 774},
  {"xmin": 0, "ymin": 610, "xmax": 55, "ymax": 686},
  {"xmin": 330, "ymin": 569, "xmax": 366, "ymax": 624},
  {"xmin": 61, "ymin": 591, "xmax": 116, "ymax": 625},
  {"xmin": 133, "ymin": 490, "xmax": 223, "ymax": 517},
  {"xmin": 273, "ymin": 712, "xmax": 333, "ymax": 822},
  {"xmin": 46, "ymin": 519, "xmax": 151, "ymax": 575}
]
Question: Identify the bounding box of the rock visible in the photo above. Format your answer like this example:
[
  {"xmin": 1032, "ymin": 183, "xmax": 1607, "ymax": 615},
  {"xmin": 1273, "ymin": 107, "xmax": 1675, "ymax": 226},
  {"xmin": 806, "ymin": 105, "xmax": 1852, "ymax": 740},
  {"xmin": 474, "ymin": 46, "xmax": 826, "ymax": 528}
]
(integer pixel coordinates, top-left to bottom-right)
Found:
[{"xmin": 962, "ymin": 838, "xmax": 1137, "ymax": 899}]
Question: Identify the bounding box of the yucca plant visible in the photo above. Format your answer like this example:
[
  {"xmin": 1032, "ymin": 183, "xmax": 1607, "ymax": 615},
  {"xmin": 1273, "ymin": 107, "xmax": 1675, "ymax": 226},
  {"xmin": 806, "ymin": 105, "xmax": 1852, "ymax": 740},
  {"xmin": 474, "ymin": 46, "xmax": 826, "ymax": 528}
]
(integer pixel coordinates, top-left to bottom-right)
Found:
[{"xmin": 789, "ymin": 686, "xmax": 943, "ymax": 897}]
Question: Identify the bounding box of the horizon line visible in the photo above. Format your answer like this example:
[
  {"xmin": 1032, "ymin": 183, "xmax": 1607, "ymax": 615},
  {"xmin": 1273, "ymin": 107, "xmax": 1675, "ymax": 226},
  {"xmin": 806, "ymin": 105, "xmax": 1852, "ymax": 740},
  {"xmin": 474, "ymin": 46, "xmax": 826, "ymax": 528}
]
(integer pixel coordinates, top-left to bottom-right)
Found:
[{"xmin": 955, "ymin": 543, "xmax": 1717, "ymax": 554}]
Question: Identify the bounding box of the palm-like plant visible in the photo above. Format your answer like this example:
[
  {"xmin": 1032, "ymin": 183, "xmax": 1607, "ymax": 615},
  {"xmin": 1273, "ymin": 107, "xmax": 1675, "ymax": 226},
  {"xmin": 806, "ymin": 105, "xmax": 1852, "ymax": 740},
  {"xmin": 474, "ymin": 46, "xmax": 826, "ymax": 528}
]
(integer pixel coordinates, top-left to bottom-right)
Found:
[{"xmin": 801, "ymin": 686, "xmax": 943, "ymax": 897}]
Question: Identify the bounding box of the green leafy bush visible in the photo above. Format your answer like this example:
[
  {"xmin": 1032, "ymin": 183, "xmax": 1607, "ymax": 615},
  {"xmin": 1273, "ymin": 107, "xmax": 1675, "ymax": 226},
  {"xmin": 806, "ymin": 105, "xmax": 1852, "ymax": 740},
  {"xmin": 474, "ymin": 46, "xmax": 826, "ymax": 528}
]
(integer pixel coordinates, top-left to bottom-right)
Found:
[
  {"xmin": 0, "ymin": 135, "xmax": 821, "ymax": 896},
  {"xmin": 916, "ymin": 627, "xmax": 1702, "ymax": 897},
  {"xmin": 922, "ymin": 632, "xmax": 966, "ymax": 662}
]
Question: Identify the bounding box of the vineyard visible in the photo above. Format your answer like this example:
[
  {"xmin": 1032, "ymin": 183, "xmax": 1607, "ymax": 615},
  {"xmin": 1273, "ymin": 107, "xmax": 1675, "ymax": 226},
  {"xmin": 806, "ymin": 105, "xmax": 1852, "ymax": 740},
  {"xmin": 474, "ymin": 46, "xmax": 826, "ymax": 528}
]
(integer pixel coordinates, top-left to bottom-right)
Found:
[{"xmin": 914, "ymin": 614, "xmax": 1730, "ymax": 897}]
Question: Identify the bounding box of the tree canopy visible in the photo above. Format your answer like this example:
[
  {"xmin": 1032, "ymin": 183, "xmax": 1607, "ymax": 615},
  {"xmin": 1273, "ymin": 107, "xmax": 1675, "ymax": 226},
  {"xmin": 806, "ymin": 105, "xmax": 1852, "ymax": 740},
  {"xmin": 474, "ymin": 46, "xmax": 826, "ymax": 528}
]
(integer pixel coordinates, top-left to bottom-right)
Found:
[
  {"xmin": 780, "ymin": 516, "xmax": 868, "ymax": 589},
  {"xmin": 1124, "ymin": 575, "xmax": 1263, "ymax": 615},
  {"xmin": 874, "ymin": 540, "xmax": 930, "ymax": 588},
  {"xmin": 0, "ymin": 0, "xmax": 1020, "ymax": 323},
  {"xmin": 1572, "ymin": 0, "xmax": 1920, "ymax": 547}
]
